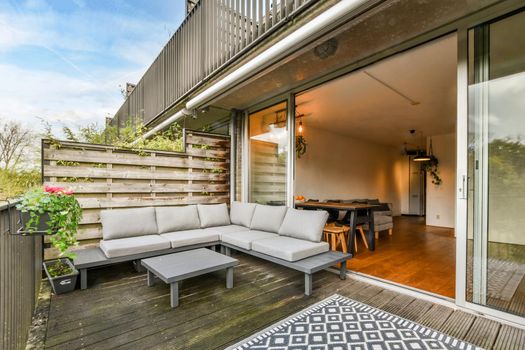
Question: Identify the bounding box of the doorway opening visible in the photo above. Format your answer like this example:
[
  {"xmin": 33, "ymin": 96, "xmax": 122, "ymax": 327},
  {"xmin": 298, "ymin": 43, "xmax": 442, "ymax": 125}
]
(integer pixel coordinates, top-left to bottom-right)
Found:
[{"xmin": 294, "ymin": 34, "xmax": 457, "ymax": 298}]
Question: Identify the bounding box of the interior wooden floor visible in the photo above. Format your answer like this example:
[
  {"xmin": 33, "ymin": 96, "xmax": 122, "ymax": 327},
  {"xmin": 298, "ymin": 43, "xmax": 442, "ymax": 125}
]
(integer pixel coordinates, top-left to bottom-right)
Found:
[
  {"xmin": 348, "ymin": 216, "xmax": 456, "ymax": 298},
  {"xmin": 36, "ymin": 253, "xmax": 525, "ymax": 350}
]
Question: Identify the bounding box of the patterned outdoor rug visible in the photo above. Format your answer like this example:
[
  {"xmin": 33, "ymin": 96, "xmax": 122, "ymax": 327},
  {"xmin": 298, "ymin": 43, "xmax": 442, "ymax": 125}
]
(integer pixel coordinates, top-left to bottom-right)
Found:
[{"xmin": 228, "ymin": 294, "xmax": 481, "ymax": 350}]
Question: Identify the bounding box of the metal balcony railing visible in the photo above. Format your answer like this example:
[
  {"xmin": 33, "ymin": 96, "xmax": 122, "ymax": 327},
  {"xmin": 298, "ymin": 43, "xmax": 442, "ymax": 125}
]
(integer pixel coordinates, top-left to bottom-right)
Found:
[{"xmin": 114, "ymin": 0, "xmax": 317, "ymax": 126}]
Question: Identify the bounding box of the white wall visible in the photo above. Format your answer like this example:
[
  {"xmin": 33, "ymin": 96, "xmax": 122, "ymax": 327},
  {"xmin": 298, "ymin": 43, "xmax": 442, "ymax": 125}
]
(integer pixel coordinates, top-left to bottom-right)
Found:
[
  {"xmin": 425, "ymin": 133, "xmax": 456, "ymax": 228},
  {"xmin": 295, "ymin": 126, "xmax": 404, "ymax": 216}
]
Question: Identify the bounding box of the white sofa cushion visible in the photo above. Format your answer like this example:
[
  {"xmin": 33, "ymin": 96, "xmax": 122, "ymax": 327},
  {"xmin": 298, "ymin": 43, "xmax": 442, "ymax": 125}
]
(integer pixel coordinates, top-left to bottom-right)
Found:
[
  {"xmin": 278, "ymin": 208, "xmax": 329, "ymax": 242},
  {"xmin": 100, "ymin": 207, "xmax": 158, "ymax": 240},
  {"xmin": 221, "ymin": 230, "xmax": 277, "ymax": 250},
  {"xmin": 155, "ymin": 205, "xmax": 200, "ymax": 233},
  {"xmin": 197, "ymin": 203, "xmax": 231, "ymax": 228},
  {"xmin": 252, "ymin": 236, "xmax": 329, "ymax": 262},
  {"xmin": 230, "ymin": 201, "xmax": 256, "ymax": 227},
  {"xmin": 204, "ymin": 224, "xmax": 249, "ymax": 238},
  {"xmin": 99, "ymin": 235, "xmax": 170, "ymax": 258},
  {"xmin": 250, "ymin": 205, "xmax": 288, "ymax": 233},
  {"xmin": 160, "ymin": 229, "xmax": 219, "ymax": 248}
]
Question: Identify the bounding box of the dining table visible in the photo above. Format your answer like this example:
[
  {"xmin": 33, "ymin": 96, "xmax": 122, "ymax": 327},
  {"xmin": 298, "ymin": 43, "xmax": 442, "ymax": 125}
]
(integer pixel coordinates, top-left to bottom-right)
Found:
[{"xmin": 295, "ymin": 201, "xmax": 379, "ymax": 255}]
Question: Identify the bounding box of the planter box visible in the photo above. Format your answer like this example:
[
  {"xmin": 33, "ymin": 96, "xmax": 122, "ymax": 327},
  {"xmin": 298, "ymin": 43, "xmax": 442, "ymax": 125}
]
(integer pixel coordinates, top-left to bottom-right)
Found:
[
  {"xmin": 17, "ymin": 211, "xmax": 51, "ymax": 235},
  {"xmin": 43, "ymin": 258, "xmax": 79, "ymax": 294}
]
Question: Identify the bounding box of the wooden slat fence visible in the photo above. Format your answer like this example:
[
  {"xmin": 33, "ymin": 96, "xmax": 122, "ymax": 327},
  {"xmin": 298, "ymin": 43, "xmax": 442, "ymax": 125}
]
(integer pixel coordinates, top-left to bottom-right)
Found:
[
  {"xmin": 42, "ymin": 130, "xmax": 230, "ymax": 259},
  {"xmin": 0, "ymin": 201, "xmax": 43, "ymax": 350}
]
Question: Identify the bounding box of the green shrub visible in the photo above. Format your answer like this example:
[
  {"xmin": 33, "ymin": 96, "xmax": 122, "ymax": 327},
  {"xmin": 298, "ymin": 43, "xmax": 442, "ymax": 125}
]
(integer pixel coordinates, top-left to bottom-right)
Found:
[{"xmin": 0, "ymin": 168, "xmax": 40, "ymax": 201}]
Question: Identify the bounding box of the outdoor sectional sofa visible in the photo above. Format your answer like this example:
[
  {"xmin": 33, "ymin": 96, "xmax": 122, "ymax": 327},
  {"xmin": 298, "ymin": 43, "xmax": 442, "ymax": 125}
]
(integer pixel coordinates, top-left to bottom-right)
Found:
[{"xmin": 73, "ymin": 202, "xmax": 351, "ymax": 295}]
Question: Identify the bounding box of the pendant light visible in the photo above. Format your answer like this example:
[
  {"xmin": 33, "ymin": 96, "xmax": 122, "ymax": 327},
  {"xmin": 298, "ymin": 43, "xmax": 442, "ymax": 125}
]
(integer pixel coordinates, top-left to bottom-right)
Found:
[{"xmin": 413, "ymin": 138, "xmax": 433, "ymax": 162}]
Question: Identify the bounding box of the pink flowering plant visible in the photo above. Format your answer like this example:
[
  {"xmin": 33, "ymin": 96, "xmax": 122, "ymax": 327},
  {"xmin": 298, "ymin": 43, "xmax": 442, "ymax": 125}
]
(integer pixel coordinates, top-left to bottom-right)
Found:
[{"xmin": 17, "ymin": 185, "xmax": 82, "ymax": 259}]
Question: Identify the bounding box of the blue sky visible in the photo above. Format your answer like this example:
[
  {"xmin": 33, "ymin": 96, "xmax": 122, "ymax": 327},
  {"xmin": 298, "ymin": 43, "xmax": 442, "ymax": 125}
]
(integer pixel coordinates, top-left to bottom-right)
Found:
[{"xmin": 0, "ymin": 0, "xmax": 186, "ymax": 135}]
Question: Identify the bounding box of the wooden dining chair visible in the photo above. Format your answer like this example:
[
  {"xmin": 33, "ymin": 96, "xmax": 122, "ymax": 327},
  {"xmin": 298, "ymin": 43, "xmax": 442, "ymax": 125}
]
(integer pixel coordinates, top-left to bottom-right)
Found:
[{"xmin": 323, "ymin": 223, "xmax": 368, "ymax": 253}]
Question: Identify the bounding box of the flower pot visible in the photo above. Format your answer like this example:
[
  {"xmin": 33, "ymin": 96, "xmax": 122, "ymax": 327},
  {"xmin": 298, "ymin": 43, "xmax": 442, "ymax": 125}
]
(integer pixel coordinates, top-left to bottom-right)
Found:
[
  {"xmin": 43, "ymin": 258, "xmax": 79, "ymax": 294},
  {"xmin": 17, "ymin": 211, "xmax": 51, "ymax": 235}
]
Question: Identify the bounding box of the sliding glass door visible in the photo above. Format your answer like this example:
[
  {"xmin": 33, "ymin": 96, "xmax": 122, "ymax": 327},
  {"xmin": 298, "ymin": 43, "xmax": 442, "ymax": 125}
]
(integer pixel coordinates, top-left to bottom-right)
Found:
[
  {"xmin": 466, "ymin": 10, "xmax": 525, "ymax": 317},
  {"xmin": 248, "ymin": 101, "xmax": 289, "ymax": 205}
]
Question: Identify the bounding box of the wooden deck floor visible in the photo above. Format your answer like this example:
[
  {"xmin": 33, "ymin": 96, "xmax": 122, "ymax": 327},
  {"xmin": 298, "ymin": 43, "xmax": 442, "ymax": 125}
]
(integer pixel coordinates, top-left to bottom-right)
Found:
[{"xmin": 39, "ymin": 252, "xmax": 525, "ymax": 350}]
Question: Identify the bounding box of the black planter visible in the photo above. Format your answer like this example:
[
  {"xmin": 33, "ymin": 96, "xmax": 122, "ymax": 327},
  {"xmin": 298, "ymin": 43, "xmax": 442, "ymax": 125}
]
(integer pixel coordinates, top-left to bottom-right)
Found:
[
  {"xmin": 17, "ymin": 211, "xmax": 51, "ymax": 235},
  {"xmin": 43, "ymin": 259, "xmax": 79, "ymax": 294}
]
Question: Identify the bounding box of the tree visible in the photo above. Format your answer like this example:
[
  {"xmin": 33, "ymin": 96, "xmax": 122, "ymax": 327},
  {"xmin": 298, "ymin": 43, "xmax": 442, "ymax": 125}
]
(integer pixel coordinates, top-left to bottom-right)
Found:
[{"xmin": 0, "ymin": 120, "xmax": 33, "ymax": 170}]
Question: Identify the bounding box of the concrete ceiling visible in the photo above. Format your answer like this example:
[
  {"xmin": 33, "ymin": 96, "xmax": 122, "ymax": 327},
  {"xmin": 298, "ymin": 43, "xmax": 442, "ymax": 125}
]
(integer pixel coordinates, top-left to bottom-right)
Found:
[{"xmin": 295, "ymin": 34, "xmax": 457, "ymax": 148}]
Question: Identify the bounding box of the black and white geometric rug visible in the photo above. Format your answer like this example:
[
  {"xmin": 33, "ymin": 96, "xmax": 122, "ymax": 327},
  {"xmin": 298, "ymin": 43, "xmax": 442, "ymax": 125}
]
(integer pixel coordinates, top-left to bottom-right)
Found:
[{"xmin": 228, "ymin": 294, "xmax": 481, "ymax": 350}]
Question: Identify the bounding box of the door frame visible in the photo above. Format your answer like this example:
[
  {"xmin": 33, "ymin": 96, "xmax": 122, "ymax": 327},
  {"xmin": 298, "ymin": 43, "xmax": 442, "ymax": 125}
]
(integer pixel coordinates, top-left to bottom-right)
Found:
[
  {"xmin": 238, "ymin": 0, "xmax": 525, "ymax": 326},
  {"xmin": 455, "ymin": 6, "xmax": 525, "ymax": 325}
]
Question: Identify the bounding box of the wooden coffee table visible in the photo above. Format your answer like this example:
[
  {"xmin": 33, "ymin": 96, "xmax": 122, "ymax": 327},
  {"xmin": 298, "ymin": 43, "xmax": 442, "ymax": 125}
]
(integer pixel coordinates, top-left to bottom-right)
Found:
[{"xmin": 141, "ymin": 248, "xmax": 239, "ymax": 308}]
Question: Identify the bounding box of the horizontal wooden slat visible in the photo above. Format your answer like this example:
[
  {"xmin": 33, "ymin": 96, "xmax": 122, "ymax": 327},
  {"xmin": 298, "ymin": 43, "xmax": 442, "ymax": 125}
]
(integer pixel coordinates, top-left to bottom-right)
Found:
[
  {"xmin": 77, "ymin": 196, "xmax": 230, "ymax": 209},
  {"xmin": 186, "ymin": 134, "xmax": 231, "ymax": 148},
  {"xmin": 44, "ymin": 148, "xmax": 228, "ymax": 170},
  {"xmin": 252, "ymin": 175, "xmax": 286, "ymax": 183},
  {"xmin": 186, "ymin": 148, "xmax": 230, "ymax": 159},
  {"xmin": 44, "ymin": 227, "xmax": 102, "ymax": 242},
  {"xmin": 44, "ymin": 166, "xmax": 229, "ymax": 181},
  {"xmin": 46, "ymin": 182, "xmax": 230, "ymax": 194}
]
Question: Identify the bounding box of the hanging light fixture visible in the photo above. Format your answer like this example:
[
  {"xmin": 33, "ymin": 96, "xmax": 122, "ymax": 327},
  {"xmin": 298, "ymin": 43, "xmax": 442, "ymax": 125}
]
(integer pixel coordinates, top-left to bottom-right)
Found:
[
  {"xmin": 413, "ymin": 138, "xmax": 433, "ymax": 162},
  {"xmin": 296, "ymin": 110, "xmax": 305, "ymax": 134}
]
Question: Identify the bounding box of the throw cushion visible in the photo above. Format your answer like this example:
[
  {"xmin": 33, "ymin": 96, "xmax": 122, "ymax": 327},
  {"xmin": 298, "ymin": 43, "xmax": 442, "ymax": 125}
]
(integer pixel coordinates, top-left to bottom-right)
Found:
[
  {"xmin": 250, "ymin": 204, "xmax": 288, "ymax": 233},
  {"xmin": 155, "ymin": 205, "xmax": 200, "ymax": 234},
  {"xmin": 100, "ymin": 207, "xmax": 158, "ymax": 240},
  {"xmin": 197, "ymin": 203, "xmax": 231, "ymax": 228},
  {"xmin": 230, "ymin": 201, "xmax": 257, "ymax": 227},
  {"xmin": 278, "ymin": 208, "xmax": 329, "ymax": 242}
]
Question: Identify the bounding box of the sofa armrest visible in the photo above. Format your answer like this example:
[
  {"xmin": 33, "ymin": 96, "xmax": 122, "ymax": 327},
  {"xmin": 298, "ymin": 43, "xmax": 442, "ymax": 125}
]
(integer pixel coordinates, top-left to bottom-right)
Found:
[{"xmin": 373, "ymin": 203, "xmax": 392, "ymax": 216}]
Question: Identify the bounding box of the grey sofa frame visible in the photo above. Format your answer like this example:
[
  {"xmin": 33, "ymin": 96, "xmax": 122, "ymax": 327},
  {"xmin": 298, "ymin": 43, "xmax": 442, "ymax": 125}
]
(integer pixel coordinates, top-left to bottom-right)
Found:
[
  {"xmin": 74, "ymin": 241, "xmax": 220, "ymax": 290},
  {"xmin": 221, "ymin": 243, "xmax": 349, "ymax": 295},
  {"xmin": 74, "ymin": 241, "xmax": 350, "ymax": 295}
]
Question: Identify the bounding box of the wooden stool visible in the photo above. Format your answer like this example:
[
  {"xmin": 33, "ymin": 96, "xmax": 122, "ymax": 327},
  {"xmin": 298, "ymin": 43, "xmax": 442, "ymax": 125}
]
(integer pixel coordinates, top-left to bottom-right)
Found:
[{"xmin": 323, "ymin": 223, "xmax": 369, "ymax": 253}]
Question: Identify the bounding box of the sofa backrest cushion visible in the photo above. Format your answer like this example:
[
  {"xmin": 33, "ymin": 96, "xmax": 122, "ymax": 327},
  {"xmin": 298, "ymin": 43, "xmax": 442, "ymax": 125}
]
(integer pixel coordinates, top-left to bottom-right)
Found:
[
  {"xmin": 101, "ymin": 207, "xmax": 158, "ymax": 240},
  {"xmin": 250, "ymin": 204, "xmax": 288, "ymax": 233},
  {"xmin": 197, "ymin": 203, "xmax": 231, "ymax": 228},
  {"xmin": 278, "ymin": 208, "xmax": 329, "ymax": 242},
  {"xmin": 230, "ymin": 201, "xmax": 257, "ymax": 227},
  {"xmin": 155, "ymin": 205, "xmax": 200, "ymax": 233}
]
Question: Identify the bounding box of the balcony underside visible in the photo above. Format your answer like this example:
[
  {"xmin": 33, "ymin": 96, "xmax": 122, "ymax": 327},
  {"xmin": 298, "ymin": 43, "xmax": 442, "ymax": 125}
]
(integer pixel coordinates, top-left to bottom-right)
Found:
[{"xmin": 35, "ymin": 253, "xmax": 525, "ymax": 349}]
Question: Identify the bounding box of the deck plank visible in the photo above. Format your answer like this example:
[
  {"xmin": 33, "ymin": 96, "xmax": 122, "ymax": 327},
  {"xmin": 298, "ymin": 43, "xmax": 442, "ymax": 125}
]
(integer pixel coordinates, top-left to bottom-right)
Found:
[
  {"xmin": 493, "ymin": 324, "xmax": 525, "ymax": 350},
  {"xmin": 463, "ymin": 317, "xmax": 501, "ymax": 349},
  {"xmin": 39, "ymin": 252, "xmax": 525, "ymax": 350},
  {"xmin": 438, "ymin": 310, "xmax": 476, "ymax": 340}
]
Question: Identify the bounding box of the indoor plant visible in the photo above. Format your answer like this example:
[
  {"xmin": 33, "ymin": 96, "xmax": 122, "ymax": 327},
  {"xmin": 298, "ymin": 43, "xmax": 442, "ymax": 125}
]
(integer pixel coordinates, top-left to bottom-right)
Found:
[
  {"xmin": 422, "ymin": 155, "xmax": 442, "ymax": 186},
  {"xmin": 17, "ymin": 185, "xmax": 82, "ymax": 294}
]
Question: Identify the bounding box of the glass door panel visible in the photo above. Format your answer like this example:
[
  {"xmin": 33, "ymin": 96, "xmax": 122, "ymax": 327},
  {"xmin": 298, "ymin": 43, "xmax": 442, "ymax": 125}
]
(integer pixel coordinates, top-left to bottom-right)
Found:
[
  {"xmin": 467, "ymin": 10, "xmax": 525, "ymax": 316},
  {"xmin": 248, "ymin": 101, "xmax": 288, "ymax": 205}
]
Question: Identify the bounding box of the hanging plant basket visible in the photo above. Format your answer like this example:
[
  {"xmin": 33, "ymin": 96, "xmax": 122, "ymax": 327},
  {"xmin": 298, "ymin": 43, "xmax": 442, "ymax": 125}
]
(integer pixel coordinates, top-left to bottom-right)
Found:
[
  {"xmin": 16, "ymin": 211, "xmax": 52, "ymax": 236},
  {"xmin": 422, "ymin": 155, "xmax": 442, "ymax": 186}
]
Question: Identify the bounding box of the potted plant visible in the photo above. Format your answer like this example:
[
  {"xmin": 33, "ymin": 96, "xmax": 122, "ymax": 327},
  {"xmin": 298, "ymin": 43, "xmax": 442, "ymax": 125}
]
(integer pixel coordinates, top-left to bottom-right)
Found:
[
  {"xmin": 17, "ymin": 185, "xmax": 82, "ymax": 294},
  {"xmin": 422, "ymin": 155, "xmax": 442, "ymax": 186}
]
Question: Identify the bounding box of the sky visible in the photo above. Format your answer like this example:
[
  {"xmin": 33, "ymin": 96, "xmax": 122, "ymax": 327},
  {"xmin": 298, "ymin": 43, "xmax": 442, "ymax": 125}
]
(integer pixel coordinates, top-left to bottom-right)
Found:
[{"xmin": 0, "ymin": 0, "xmax": 186, "ymax": 136}]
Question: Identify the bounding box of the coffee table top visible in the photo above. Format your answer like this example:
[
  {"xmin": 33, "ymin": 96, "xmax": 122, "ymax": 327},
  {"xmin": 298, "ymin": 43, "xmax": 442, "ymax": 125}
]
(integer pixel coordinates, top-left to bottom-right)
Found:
[{"xmin": 141, "ymin": 248, "xmax": 239, "ymax": 283}]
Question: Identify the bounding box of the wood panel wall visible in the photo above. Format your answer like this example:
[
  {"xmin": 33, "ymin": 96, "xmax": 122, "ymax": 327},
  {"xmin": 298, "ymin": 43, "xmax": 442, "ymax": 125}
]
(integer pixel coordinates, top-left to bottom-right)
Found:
[{"xmin": 41, "ymin": 130, "xmax": 230, "ymax": 259}]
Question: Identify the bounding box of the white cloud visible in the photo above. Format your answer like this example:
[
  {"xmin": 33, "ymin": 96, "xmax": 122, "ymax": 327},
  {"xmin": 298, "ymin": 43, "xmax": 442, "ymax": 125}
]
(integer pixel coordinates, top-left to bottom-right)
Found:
[
  {"xmin": 0, "ymin": 63, "xmax": 124, "ymax": 136},
  {"xmin": 0, "ymin": 2, "xmax": 173, "ymax": 64}
]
